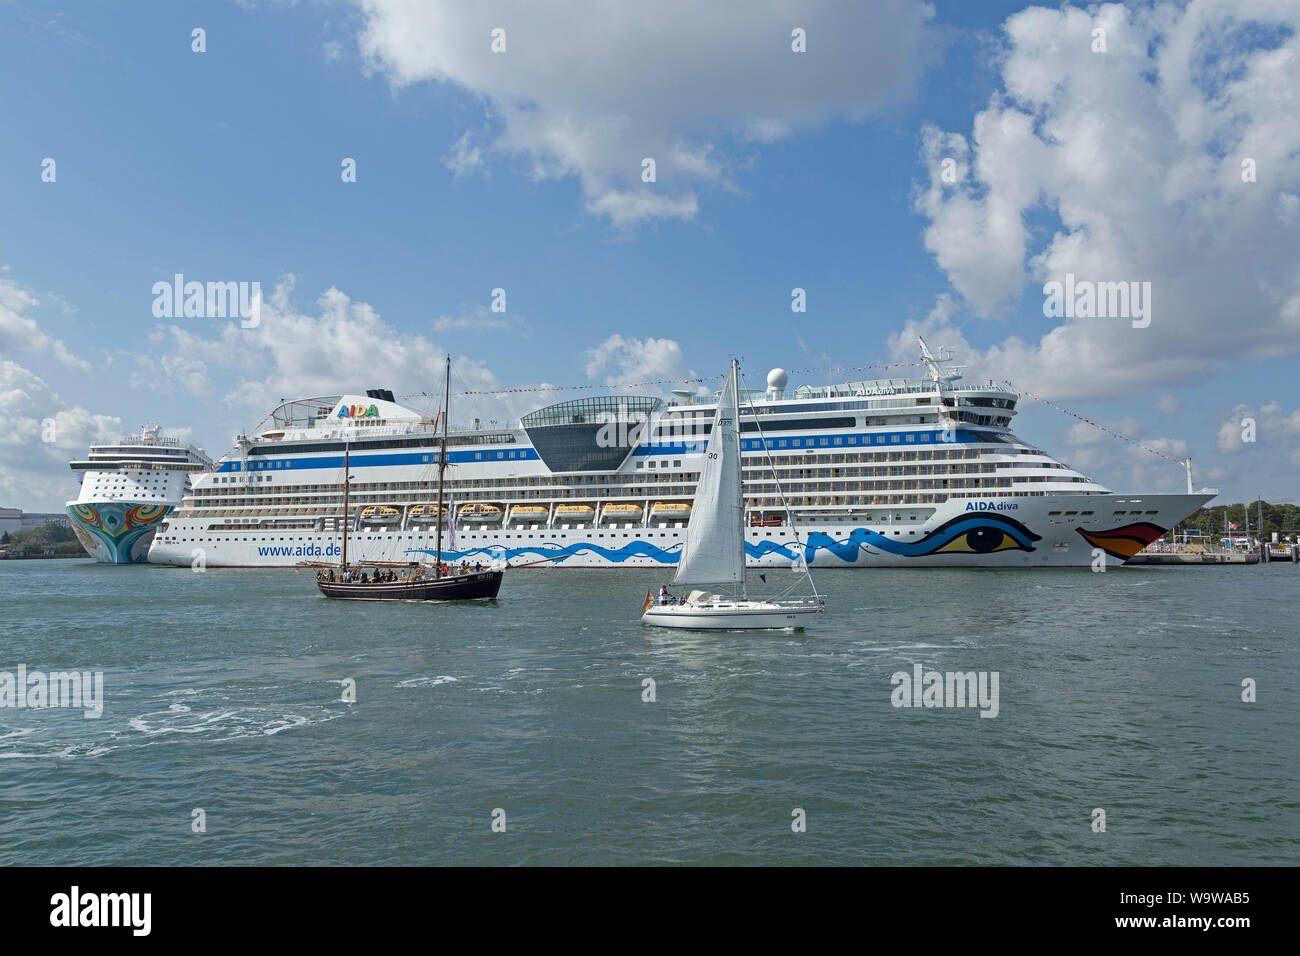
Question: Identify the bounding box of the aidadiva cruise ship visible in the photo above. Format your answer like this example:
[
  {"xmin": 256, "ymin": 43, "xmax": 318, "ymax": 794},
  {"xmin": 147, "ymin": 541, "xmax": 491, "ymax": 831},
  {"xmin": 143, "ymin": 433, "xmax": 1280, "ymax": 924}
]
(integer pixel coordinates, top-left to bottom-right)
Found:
[
  {"xmin": 67, "ymin": 424, "xmax": 214, "ymax": 564},
  {"xmin": 147, "ymin": 348, "xmax": 1215, "ymax": 570}
]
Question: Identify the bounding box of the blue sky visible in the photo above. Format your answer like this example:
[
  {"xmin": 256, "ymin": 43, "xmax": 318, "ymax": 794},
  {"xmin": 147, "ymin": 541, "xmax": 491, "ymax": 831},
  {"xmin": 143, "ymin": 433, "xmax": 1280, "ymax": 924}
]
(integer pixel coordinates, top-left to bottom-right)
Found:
[{"xmin": 2, "ymin": 0, "xmax": 1298, "ymax": 512}]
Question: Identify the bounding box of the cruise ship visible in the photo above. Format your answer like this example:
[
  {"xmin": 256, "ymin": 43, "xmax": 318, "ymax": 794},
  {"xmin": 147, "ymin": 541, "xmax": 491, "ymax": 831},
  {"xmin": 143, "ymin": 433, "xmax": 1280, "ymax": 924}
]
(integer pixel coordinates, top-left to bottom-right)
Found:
[
  {"xmin": 67, "ymin": 424, "xmax": 214, "ymax": 564},
  {"xmin": 147, "ymin": 348, "xmax": 1215, "ymax": 569}
]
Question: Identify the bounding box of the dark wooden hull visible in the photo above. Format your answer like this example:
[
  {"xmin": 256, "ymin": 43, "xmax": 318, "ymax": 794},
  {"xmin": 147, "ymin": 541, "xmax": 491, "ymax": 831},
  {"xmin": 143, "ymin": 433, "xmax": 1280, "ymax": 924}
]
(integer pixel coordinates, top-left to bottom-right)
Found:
[{"xmin": 316, "ymin": 570, "xmax": 503, "ymax": 601}]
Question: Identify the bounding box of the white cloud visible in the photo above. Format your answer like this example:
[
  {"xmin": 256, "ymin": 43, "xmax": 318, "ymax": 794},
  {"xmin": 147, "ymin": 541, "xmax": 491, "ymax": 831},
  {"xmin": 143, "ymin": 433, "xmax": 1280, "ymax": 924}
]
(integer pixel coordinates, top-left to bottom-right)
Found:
[
  {"xmin": 433, "ymin": 304, "xmax": 512, "ymax": 332},
  {"xmin": 0, "ymin": 360, "xmax": 121, "ymax": 512},
  {"xmin": 1217, "ymin": 401, "xmax": 1300, "ymax": 452},
  {"xmin": 1155, "ymin": 393, "xmax": 1180, "ymax": 416},
  {"xmin": 0, "ymin": 278, "xmax": 89, "ymax": 371},
  {"xmin": 356, "ymin": 0, "xmax": 937, "ymax": 225},
  {"xmin": 913, "ymin": 1, "xmax": 1300, "ymax": 399},
  {"xmin": 583, "ymin": 334, "xmax": 694, "ymax": 386},
  {"xmin": 443, "ymin": 130, "xmax": 484, "ymax": 178},
  {"xmin": 138, "ymin": 275, "xmax": 549, "ymax": 430}
]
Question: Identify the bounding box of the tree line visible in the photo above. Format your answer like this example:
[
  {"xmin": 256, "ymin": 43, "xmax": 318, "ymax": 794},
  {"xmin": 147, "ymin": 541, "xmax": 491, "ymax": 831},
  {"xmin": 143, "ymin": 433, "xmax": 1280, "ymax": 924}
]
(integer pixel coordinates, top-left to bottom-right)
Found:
[
  {"xmin": 0, "ymin": 523, "xmax": 88, "ymax": 556},
  {"xmin": 1174, "ymin": 501, "xmax": 1300, "ymax": 540}
]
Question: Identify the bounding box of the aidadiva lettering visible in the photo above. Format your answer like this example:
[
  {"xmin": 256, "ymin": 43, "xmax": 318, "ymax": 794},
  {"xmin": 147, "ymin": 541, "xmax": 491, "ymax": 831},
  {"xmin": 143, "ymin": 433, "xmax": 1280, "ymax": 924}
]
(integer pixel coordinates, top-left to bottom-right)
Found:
[{"xmin": 49, "ymin": 886, "xmax": 151, "ymax": 936}]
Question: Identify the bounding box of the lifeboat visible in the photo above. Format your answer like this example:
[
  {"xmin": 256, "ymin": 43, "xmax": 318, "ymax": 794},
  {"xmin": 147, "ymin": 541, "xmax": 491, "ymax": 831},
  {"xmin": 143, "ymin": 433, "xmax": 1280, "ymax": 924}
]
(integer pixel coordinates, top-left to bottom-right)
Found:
[
  {"xmin": 359, "ymin": 505, "xmax": 401, "ymax": 525},
  {"xmin": 408, "ymin": 504, "xmax": 448, "ymax": 525},
  {"xmin": 510, "ymin": 505, "xmax": 549, "ymax": 524},
  {"xmin": 602, "ymin": 503, "xmax": 644, "ymax": 523},
  {"xmin": 650, "ymin": 501, "xmax": 692, "ymax": 522},
  {"xmin": 554, "ymin": 504, "xmax": 596, "ymax": 524},
  {"xmin": 459, "ymin": 502, "xmax": 504, "ymax": 524}
]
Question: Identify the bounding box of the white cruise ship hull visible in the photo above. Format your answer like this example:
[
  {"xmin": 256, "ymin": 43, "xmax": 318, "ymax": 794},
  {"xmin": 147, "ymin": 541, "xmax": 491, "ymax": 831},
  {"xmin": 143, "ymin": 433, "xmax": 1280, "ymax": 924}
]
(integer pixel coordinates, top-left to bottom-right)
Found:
[{"xmin": 147, "ymin": 491, "xmax": 1212, "ymax": 569}]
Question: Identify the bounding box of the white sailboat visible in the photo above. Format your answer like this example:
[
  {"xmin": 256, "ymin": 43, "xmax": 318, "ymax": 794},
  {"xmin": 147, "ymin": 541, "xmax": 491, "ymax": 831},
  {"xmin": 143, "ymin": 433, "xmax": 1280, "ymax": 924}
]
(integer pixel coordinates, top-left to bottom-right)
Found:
[{"xmin": 641, "ymin": 359, "xmax": 825, "ymax": 630}]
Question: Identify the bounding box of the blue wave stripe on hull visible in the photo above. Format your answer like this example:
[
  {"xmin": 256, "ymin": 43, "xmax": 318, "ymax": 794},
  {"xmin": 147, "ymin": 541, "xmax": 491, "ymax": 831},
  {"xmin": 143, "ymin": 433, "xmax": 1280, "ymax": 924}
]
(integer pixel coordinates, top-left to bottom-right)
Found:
[{"xmin": 399, "ymin": 514, "xmax": 1042, "ymax": 565}]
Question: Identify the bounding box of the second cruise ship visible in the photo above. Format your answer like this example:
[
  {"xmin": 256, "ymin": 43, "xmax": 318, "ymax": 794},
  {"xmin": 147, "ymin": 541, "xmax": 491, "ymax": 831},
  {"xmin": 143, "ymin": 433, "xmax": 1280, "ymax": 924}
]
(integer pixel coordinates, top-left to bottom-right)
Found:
[
  {"xmin": 147, "ymin": 347, "xmax": 1215, "ymax": 569},
  {"xmin": 67, "ymin": 424, "xmax": 214, "ymax": 564}
]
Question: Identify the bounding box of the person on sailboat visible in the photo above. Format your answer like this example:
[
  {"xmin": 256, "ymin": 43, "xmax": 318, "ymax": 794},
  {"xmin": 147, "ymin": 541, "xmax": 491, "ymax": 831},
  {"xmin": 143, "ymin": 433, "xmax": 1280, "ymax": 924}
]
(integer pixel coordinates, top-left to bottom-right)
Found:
[{"xmin": 659, "ymin": 584, "xmax": 670, "ymax": 605}]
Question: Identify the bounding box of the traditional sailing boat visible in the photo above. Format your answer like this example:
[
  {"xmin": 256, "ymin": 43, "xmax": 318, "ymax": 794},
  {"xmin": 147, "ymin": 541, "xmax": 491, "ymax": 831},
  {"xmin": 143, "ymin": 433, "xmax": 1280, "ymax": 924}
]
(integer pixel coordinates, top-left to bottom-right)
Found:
[
  {"xmin": 312, "ymin": 355, "xmax": 505, "ymax": 601},
  {"xmin": 641, "ymin": 359, "xmax": 824, "ymax": 629}
]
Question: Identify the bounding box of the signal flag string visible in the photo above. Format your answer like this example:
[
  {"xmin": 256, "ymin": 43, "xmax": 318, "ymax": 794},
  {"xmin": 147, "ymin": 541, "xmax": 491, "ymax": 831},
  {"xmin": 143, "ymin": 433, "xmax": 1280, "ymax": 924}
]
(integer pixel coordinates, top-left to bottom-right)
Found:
[
  {"xmin": 401, "ymin": 360, "xmax": 936, "ymax": 400},
  {"xmin": 1003, "ymin": 379, "xmax": 1182, "ymax": 464}
]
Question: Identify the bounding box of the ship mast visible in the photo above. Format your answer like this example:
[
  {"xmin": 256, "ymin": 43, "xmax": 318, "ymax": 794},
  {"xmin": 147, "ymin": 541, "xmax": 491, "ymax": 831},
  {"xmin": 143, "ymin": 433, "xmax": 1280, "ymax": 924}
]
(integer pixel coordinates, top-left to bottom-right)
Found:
[
  {"xmin": 434, "ymin": 355, "xmax": 450, "ymax": 577},
  {"xmin": 341, "ymin": 443, "xmax": 350, "ymax": 568},
  {"xmin": 733, "ymin": 360, "xmax": 748, "ymax": 602}
]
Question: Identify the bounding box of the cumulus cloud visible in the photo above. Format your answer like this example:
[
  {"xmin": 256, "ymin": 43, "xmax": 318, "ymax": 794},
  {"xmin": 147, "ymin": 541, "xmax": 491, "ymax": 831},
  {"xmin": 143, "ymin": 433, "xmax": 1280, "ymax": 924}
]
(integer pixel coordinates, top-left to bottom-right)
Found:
[
  {"xmin": 913, "ymin": 0, "xmax": 1300, "ymax": 398},
  {"xmin": 0, "ymin": 278, "xmax": 89, "ymax": 371},
  {"xmin": 583, "ymin": 333, "xmax": 696, "ymax": 387},
  {"xmin": 137, "ymin": 275, "xmax": 549, "ymax": 432},
  {"xmin": 0, "ymin": 360, "xmax": 121, "ymax": 511},
  {"xmin": 139, "ymin": 275, "xmax": 450, "ymax": 416},
  {"xmin": 356, "ymin": 0, "xmax": 937, "ymax": 226},
  {"xmin": 1217, "ymin": 401, "xmax": 1300, "ymax": 453}
]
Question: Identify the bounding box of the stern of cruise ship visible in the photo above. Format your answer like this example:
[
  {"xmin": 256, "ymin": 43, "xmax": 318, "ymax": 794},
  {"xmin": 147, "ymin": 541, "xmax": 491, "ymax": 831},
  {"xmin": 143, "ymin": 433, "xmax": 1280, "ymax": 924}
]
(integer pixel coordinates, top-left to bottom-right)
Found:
[{"xmin": 66, "ymin": 501, "xmax": 172, "ymax": 564}]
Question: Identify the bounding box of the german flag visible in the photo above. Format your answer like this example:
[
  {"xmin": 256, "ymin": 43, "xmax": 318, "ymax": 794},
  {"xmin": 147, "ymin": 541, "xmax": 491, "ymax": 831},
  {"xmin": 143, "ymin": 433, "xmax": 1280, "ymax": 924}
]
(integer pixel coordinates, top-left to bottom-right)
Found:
[{"xmin": 642, "ymin": 589, "xmax": 653, "ymax": 612}]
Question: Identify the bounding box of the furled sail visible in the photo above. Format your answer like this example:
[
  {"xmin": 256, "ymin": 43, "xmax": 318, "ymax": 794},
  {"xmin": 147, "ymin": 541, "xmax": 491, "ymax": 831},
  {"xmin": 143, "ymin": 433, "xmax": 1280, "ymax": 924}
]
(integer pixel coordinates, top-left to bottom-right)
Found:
[{"xmin": 673, "ymin": 361, "xmax": 744, "ymax": 586}]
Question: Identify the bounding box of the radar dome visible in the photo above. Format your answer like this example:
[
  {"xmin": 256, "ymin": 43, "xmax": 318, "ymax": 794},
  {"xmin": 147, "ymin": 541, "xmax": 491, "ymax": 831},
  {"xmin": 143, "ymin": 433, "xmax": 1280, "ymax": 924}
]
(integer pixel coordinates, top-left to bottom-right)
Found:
[{"xmin": 767, "ymin": 368, "xmax": 789, "ymax": 390}]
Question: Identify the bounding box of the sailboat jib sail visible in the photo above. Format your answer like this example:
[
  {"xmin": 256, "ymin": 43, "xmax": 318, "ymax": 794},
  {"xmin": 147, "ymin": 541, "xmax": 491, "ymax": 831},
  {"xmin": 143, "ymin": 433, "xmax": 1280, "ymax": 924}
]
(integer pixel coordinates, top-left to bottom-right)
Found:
[{"xmin": 672, "ymin": 361, "xmax": 744, "ymax": 588}]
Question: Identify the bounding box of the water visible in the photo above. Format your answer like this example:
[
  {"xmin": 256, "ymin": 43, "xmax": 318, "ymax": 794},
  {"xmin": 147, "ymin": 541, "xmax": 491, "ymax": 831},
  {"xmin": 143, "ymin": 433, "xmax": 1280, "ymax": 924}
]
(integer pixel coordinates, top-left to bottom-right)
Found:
[{"xmin": 1, "ymin": 559, "xmax": 1296, "ymax": 865}]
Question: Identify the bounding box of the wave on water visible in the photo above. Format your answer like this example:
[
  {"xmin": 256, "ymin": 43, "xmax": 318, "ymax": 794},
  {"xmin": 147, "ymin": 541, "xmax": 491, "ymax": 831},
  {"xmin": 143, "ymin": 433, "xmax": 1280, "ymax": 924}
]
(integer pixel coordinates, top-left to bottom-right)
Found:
[
  {"xmin": 396, "ymin": 676, "xmax": 460, "ymax": 688},
  {"xmin": 0, "ymin": 684, "xmax": 348, "ymax": 760}
]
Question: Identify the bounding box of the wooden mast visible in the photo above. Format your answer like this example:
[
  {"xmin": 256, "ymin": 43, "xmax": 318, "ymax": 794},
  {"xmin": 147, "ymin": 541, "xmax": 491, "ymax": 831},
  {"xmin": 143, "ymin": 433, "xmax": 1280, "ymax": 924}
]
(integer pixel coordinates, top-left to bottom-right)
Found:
[
  {"xmin": 341, "ymin": 443, "xmax": 350, "ymax": 569},
  {"xmin": 434, "ymin": 355, "xmax": 450, "ymax": 577}
]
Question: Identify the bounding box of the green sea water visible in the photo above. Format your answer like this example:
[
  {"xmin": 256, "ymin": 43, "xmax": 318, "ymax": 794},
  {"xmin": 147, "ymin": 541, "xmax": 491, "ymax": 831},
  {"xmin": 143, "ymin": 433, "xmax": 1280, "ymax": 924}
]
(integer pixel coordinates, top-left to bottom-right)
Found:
[{"xmin": 1, "ymin": 559, "xmax": 1296, "ymax": 865}]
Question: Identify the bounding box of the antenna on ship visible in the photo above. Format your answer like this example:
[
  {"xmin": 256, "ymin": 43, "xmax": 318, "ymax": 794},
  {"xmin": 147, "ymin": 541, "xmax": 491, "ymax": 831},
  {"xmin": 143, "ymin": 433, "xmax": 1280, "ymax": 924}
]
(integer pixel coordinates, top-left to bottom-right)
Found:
[
  {"xmin": 919, "ymin": 336, "xmax": 963, "ymax": 436},
  {"xmin": 918, "ymin": 337, "xmax": 941, "ymax": 384}
]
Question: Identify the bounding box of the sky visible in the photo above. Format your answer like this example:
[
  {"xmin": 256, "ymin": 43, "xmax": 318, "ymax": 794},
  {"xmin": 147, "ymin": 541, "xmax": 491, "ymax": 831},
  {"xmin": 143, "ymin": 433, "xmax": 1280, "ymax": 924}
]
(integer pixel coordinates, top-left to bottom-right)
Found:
[{"xmin": 2, "ymin": 0, "xmax": 1298, "ymax": 513}]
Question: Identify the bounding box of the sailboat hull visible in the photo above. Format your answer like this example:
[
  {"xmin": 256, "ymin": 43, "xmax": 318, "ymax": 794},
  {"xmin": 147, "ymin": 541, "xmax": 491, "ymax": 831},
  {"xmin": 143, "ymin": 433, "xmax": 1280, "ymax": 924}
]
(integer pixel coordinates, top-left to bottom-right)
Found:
[{"xmin": 641, "ymin": 600, "xmax": 822, "ymax": 630}]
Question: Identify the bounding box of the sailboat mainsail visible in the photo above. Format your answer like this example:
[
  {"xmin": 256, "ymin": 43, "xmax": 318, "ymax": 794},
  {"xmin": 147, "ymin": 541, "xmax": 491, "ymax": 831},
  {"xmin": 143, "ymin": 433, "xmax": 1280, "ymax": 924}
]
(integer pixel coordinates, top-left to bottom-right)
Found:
[{"xmin": 673, "ymin": 361, "xmax": 744, "ymax": 587}]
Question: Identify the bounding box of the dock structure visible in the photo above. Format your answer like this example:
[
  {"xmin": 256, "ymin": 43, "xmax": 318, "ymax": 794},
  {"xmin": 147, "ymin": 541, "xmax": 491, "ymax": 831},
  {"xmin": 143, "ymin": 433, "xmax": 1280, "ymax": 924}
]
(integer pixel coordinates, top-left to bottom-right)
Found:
[
  {"xmin": 1129, "ymin": 537, "xmax": 1298, "ymax": 566},
  {"xmin": 1128, "ymin": 551, "xmax": 1258, "ymax": 565}
]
